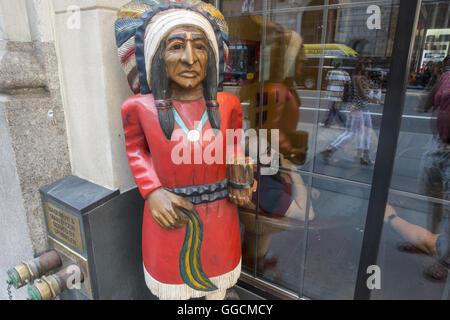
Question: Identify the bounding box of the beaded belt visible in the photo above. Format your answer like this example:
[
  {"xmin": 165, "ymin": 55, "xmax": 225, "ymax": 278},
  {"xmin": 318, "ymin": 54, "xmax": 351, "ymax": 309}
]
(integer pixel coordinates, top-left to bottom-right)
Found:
[{"xmin": 163, "ymin": 180, "xmax": 229, "ymax": 205}]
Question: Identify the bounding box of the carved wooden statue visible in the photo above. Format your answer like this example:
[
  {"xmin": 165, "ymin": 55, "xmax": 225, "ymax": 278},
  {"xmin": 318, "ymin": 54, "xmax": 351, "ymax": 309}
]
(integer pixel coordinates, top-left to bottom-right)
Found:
[{"xmin": 115, "ymin": 0, "xmax": 255, "ymax": 300}]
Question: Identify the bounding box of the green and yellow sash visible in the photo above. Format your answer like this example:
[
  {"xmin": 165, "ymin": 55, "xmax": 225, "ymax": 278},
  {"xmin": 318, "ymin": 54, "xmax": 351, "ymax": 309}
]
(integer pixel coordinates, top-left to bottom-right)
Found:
[{"xmin": 178, "ymin": 207, "xmax": 218, "ymax": 291}]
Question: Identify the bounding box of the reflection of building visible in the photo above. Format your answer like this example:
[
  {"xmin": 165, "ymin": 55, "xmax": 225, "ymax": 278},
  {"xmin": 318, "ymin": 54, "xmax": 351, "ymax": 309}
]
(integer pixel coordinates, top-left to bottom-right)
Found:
[
  {"xmin": 420, "ymin": 28, "xmax": 450, "ymax": 69},
  {"xmin": 224, "ymin": 1, "xmax": 397, "ymax": 57},
  {"xmin": 334, "ymin": 5, "xmax": 396, "ymax": 56},
  {"xmin": 224, "ymin": 40, "xmax": 260, "ymax": 86},
  {"xmin": 410, "ymin": 2, "xmax": 450, "ymax": 76}
]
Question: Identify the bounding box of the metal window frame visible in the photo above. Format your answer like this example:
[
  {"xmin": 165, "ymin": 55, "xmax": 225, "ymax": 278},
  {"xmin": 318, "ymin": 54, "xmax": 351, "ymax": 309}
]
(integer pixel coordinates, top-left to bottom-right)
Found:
[
  {"xmin": 353, "ymin": 0, "xmax": 422, "ymax": 300},
  {"xmin": 298, "ymin": 0, "xmax": 330, "ymax": 298}
]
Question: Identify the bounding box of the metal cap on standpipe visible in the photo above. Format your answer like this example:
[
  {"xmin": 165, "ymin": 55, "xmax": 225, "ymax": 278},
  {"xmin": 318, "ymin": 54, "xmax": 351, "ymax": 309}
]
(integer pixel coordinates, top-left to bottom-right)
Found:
[
  {"xmin": 6, "ymin": 250, "xmax": 62, "ymax": 289},
  {"xmin": 27, "ymin": 264, "xmax": 85, "ymax": 300},
  {"xmin": 27, "ymin": 275, "xmax": 62, "ymax": 300}
]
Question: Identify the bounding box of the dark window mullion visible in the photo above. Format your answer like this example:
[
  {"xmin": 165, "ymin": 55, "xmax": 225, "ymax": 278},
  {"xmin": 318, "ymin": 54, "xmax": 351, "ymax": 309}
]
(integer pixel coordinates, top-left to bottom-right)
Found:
[
  {"xmin": 253, "ymin": 0, "xmax": 270, "ymax": 278},
  {"xmin": 353, "ymin": 0, "xmax": 422, "ymax": 300}
]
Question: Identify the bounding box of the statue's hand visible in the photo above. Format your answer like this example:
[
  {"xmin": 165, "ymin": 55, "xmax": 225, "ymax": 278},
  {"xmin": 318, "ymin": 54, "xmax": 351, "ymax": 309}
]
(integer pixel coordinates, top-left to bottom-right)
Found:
[
  {"xmin": 227, "ymin": 157, "xmax": 257, "ymax": 207},
  {"xmin": 228, "ymin": 181, "xmax": 257, "ymax": 207},
  {"xmin": 147, "ymin": 188, "xmax": 193, "ymax": 230}
]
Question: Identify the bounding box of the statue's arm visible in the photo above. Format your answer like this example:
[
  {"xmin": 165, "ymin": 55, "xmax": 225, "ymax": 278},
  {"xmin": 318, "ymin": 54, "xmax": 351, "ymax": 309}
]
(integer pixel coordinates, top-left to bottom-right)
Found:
[
  {"xmin": 231, "ymin": 94, "xmax": 244, "ymax": 157},
  {"xmin": 121, "ymin": 100, "xmax": 162, "ymax": 200},
  {"xmin": 268, "ymin": 85, "xmax": 296, "ymax": 153},
  {"xmin": 121, "ymin": 100, "xmax": 192, "ymax": 229}
]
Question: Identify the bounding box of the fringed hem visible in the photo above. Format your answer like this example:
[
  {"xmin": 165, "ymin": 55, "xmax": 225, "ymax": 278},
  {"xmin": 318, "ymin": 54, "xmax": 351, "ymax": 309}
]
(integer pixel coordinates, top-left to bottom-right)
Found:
[{"xmin": 143, "ymin": 260, "xmax": 241, "ymax": 300}]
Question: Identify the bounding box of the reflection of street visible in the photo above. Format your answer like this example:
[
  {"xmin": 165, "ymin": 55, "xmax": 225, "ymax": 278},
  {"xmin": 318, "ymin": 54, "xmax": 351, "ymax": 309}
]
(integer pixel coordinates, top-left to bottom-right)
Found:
[
  {"xmin": 249, "ymin": 118, "xmax": 446, "ymax": 298},
  {"xmin": 298, "ymin": 118, "xmax": 434, "ymax": 195},
  {"xmin": 237, "ymin": 86, "xmax": 446, "ymax": 298},
  {"xmin": 239, "ymin": 110, "xmax": 439, "ymax": 298},
  {"xmin": 294, "ymin": 88, "xmax": 437, "ymax": 196},
  {"xmin": 299, "ymin": 89, "xmax": 435, "ymax": 134},
  {"xmin": 224, "ymin": 84, "xmax": 440, "ymax": 203}
]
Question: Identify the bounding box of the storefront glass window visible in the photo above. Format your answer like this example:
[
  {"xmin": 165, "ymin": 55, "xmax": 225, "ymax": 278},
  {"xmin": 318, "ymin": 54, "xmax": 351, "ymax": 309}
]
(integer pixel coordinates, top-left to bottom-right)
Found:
[
  {"xmin": 222, "ymin": 0, "xmax": 402, "ymax": 299},
  {"xmin": 375, "ymin": 0, "xmax": 450, "ymax": 300},
  {"xmin": 222, "ymin": 0, "xmax": 448, "ymax": 300}
]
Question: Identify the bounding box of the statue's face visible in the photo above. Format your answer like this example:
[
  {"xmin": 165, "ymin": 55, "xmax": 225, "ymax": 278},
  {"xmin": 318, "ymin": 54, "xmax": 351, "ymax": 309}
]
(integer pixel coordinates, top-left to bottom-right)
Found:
[{"xmin": 164, "ymin": 26, "xmax": 208, "ymax": 91}]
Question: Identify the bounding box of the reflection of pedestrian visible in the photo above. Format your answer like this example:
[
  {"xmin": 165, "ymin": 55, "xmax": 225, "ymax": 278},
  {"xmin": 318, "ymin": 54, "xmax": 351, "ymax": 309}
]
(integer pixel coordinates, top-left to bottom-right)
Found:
[
  {"xmin": 385, "ymin": 205, "xmax": 449, "ymax": 282},
  {"xmin": 257, "ymin": 155, "xmax": 316, "ymax": 222},
  {"xmin": 369, "ymin": 76, "xmax": 382, "ymax": 103},
  {"xmin": 236, "ymin": 20, "xmax": 312, "ymax": 282},
  {"xmin": 419, "ymin": 140, "xmax": 449, "ymax": 281},
  {"xmin": 419, "ymin": 140, "xmax": 449, "ymax": 234},
  {"xmin": 241, "ymin": 154, "xmax": 316, "ymax": 281},
  {"xmin": 320, "ymin": 58, "xmax": 383, "ymax": 165},
  {"xmin": 417, "ymin": 63, "xmax": 450, "ymax": 281},
  {"xmin": 321, "ymin": 62, "xmax": 350, "ymax": 127},
  {"xmin": 426, "ymin": 61, "xmax": 443, "ymax": 90},
  {"xmin": 238, "ymin": 24, "xmax": 307, "ymax": 162},
  {"xmin": 422, "ymin": 61, "xmax": 434, "ymax": 88},
  {"xmin": 321, "ymin": 104, "xmax": 360, "ymax": 162},
  {"xmin": 241, "ymin": 0, "xmax": 254, "ymax": 12},
  {"xmin": 352, "ymin": 58, "xmax": 382, "ymax": 165}
]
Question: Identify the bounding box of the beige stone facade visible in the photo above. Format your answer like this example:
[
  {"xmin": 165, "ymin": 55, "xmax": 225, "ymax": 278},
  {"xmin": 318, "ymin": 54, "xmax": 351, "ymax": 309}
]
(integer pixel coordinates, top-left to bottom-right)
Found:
[{"xmin": 0, "ymin": 0, "xmax": 137, "ymax": 299}]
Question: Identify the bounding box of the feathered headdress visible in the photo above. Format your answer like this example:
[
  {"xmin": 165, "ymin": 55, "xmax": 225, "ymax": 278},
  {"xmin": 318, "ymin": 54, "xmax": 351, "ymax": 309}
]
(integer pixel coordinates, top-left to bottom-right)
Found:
[{"xmin": 115, "ymin": 0, "xmax": 229, "ymax": 95}]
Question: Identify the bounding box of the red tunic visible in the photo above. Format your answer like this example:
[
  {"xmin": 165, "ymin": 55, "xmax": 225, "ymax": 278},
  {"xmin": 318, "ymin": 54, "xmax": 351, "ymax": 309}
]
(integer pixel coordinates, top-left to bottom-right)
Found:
[{"xmin": 121, "ymin": 92, "xmax": 243, "ymax": 291}]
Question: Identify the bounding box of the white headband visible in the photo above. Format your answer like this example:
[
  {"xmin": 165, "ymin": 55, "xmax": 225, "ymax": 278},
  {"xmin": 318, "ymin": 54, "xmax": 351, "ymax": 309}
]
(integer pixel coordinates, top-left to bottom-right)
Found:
[{"xmin": 144, "ymin": 9, "xmax": 220, "ymax": 90}]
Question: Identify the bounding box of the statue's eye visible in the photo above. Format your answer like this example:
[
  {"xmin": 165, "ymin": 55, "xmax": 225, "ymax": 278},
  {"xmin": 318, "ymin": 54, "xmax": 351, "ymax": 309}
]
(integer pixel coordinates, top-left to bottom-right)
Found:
[
  {"xmin": 170, "ymin": 44, "xmax": 183, "ymax": 50},
  {"xmin": 194, "ymin": 43, "xmax": 205, "ymax": 50}
]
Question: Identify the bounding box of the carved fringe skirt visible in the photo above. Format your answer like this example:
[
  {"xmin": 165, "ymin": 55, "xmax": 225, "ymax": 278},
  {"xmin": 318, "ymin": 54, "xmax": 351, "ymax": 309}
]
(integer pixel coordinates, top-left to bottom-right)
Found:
[{"xmin": 143, "ymin": 259, "xmax": 241, "ymax": 300}]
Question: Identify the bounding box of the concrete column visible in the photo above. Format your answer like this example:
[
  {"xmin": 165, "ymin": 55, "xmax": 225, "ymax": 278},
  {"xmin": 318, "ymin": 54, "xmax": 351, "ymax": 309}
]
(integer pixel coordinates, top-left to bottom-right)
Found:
[
  {"xmin": 25, "ymin": 0, "xmax": 56, "ymax": 42},
  {"xmin": 51, "ymin": 0, "xmax": 134, "ymax": 191},
  {"xmin": 0, "ymin": 0, "xmax": 72, "ymax": 299},
  {"xmin": 0, "ymin": 0, "xmax": 32, "ymax": 41}
]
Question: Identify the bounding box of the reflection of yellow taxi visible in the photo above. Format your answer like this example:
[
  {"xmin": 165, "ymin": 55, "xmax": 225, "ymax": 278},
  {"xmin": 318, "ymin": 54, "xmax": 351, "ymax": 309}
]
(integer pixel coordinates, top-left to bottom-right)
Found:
[
  {"xmin": 303, "ymin": 44, "xmax": 359, "ymax": 58},
  {"xmin": 301, "ymin": 44, "xmax": 359, "ymax": 89}
]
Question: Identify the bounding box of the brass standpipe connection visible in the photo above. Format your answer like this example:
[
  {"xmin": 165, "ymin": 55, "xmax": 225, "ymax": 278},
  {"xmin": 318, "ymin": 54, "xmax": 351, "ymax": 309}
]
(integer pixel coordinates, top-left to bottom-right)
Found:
[
  {"xmin": 7, "ymin": 250, "xmax": 62, "ymax": 289},
  {"xmin": 27, "ymin": 264, "xmax": 85, "ymax": 300}
]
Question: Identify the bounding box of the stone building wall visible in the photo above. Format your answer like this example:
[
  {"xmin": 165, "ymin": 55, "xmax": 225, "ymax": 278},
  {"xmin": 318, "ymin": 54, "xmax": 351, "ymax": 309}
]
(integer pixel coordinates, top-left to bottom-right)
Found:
[
  {"xmin": 0, "ymin": 0, "xmax": 72, "ymax": 299},
  {"xmin": 0, "ymin": 0, "xmax": 147, "ymax": 300},
  {"xmin": 0, "ymin": 41, "xmax": 72, "ymax": 255}
]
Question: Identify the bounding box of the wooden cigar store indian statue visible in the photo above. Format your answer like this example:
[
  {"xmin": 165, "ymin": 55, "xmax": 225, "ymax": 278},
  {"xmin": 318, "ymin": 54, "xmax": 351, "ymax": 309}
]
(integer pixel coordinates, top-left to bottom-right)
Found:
[{"xmin": 115, "ymin": 1, "xmax": 256, "ymax": 300}]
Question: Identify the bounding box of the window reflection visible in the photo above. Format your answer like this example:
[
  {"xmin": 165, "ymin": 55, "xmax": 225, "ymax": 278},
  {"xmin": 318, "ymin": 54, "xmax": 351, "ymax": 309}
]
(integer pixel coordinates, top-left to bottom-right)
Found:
[
  {"xmin": 378, "ymin": 62, "xmax": 450, "ymax": 297},
  {"xmin": 320, "ymin": 57, "xmax": 384, "ymax": 166},
  {"xmin": 222, "ymin": 0, "xmax": 449, "ymax": 300},
  {"xmin": 375, "ymin": 0, "xmax": 450, "ymax": 299},
  {"xmin": 223, "ymin": 0, "xmax": 398, "ymax": 298},
  {"xmin": 226, "ymin": 13, "xmax": 316, "ymax": 292}
]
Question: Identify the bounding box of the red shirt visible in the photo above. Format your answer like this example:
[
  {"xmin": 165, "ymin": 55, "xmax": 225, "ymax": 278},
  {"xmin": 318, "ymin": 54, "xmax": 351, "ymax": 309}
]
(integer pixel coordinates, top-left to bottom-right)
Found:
[{"xmin": 121, "ymin": 92, "xmax": 243, "ymax": 284}]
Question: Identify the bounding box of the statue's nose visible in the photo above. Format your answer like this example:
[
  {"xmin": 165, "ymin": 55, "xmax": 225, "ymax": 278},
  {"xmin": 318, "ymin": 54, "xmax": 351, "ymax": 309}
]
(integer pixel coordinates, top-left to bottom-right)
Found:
[{"xmin": 181, "ymin": 41, "xmax": 196, "ymax": 65}]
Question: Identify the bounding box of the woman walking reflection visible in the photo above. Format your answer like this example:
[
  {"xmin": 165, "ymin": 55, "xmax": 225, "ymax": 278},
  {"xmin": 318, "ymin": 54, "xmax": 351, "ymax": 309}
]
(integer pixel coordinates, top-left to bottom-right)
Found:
[{"xmin": 321, "ymin": 57, "xmax": 384, "ymax": 165}]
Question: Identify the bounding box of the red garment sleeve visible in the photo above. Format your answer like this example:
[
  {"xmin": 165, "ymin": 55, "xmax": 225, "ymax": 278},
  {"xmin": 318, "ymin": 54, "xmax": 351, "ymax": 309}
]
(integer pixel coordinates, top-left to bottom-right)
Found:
[
  {"xmin": 279, "ymin": 89, "xmax": 299, "ymax": 153},
  {"xmin": 122, "ymin": 100, "xmax": 162, "ymax": 200},
  {"xmin": 229, "ymin": 94, "xmax": 245, "ymax": 159},
  {"xmin": 265, "ymin": 85, "xmax": 298, "ymax": 153}
]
